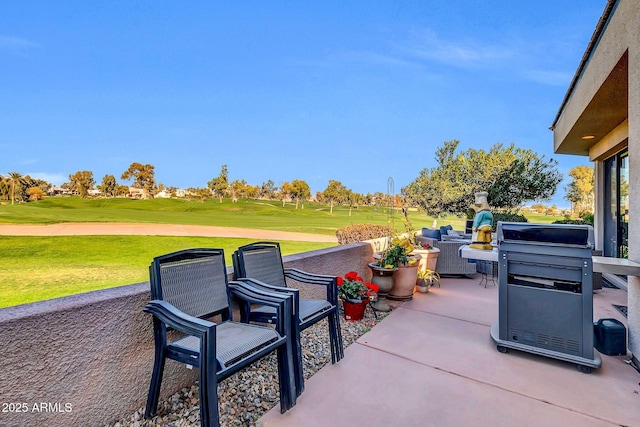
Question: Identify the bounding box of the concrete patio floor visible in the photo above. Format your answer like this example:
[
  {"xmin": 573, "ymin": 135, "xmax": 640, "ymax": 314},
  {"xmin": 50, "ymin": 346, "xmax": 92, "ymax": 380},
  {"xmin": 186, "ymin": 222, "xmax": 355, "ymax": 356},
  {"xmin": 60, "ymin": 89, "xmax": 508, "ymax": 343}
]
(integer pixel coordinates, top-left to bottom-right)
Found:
[{"xmin": 260, "ymin": 276, "xmax": 639, "ymax": 427}]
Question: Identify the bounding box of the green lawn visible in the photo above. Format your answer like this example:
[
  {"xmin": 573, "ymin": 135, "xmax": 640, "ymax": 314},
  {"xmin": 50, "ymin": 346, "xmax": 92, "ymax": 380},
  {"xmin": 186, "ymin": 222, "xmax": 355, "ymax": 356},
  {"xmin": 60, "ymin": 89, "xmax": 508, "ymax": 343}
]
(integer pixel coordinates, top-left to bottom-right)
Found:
[
  {"xmin": 0, "ymin": 196, "xmax": 560, "ymax": 308},
  {"xmin": 0, "ymin": 197, "xmax": 560, "ymax": 231},
  {"xmin": 0, "ymin": 235, "xmax": 333, "ymax": 308},
  {"xmin": 0, "ymin": 197, "xmax": 407, "ymax": 235}
]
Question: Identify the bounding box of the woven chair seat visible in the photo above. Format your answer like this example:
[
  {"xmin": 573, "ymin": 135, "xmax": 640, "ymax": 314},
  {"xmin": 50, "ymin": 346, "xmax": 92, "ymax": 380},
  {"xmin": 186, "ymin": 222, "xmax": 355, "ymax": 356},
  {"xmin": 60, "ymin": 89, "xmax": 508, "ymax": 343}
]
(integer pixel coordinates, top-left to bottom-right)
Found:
[
  {"xmin": 172, "ymin": 322, "xmax": 280, "ymax": 368},
  {"xmin": 299, "ymin": 299, "xmax": 332, "ymax": 322}
]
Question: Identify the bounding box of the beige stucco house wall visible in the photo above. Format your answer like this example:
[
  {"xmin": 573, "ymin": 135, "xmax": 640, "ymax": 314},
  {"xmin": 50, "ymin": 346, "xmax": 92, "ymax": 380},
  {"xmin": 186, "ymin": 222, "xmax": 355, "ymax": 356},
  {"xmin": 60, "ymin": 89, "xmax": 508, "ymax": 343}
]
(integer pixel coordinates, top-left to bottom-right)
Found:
[{"xmin": 551, "ymin": 0, "xmax": 640, "ymax": 363}]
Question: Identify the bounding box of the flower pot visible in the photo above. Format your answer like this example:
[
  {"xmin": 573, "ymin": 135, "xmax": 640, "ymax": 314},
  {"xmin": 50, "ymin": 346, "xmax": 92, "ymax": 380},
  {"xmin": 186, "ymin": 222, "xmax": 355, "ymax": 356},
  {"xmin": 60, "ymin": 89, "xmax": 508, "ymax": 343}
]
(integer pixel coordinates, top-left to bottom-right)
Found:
[
  {"xmin": 412, "ymin": 247, "xmax": 440, "ymax": 272},
  {"xmin": 388, "ymin": 254, "xmax": 421, "ymax": 301},
  {"xmin": 415, "ymin": 278, "xmax": 429, "ymax": 293},
  {"xmin": 368, "ymin": 263, "xmax": 396, "ymax": 312},
  {"xmin": 342, "ymin": 298, "xmax": 369, "ymax": 321},
  {"xmin": 367, "ymin": 263, "xmax": 395, "ymax": 296}
]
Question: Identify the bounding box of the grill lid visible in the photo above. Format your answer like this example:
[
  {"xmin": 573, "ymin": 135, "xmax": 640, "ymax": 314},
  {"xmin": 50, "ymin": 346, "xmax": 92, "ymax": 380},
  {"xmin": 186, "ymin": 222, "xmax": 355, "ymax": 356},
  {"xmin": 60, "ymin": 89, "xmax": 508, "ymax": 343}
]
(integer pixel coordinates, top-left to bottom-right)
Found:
[{"xmin": 497, "ymin": 222, "xmax": 594, "ymax": 248}]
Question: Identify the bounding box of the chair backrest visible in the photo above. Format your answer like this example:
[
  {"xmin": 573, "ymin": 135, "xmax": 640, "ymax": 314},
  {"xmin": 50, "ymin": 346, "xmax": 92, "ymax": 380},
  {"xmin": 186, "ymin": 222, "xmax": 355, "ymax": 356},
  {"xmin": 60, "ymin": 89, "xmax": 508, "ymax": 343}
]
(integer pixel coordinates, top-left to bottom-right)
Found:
[
  {"xmin": 150, "ymin": 248, "xmax": 231, "ymax": 319},
  {"xmin": 233, "ymin": 242, "xmax": 287, "ymax": 288}
]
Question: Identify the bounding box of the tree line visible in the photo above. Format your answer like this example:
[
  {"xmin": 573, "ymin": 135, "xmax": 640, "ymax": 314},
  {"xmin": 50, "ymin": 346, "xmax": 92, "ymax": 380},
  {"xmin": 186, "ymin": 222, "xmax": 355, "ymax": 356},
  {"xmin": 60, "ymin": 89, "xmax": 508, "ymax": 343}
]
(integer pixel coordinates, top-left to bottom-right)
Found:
[
  {"xmin": 0, "ymin": 163, "xmax": 395, "ymax": 212},
  {"xmin": 1, "ymin": 140, "xmax": 594, "ymax": 216}
]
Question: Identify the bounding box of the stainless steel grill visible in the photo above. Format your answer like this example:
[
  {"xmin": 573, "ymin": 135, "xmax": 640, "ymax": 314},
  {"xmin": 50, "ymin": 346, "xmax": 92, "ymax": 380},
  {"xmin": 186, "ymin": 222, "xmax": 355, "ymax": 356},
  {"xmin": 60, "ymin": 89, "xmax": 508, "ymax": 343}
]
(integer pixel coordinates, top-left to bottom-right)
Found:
[{"xmin": 490, "ymin": 222, "xmax": 601, "ymax": 372}]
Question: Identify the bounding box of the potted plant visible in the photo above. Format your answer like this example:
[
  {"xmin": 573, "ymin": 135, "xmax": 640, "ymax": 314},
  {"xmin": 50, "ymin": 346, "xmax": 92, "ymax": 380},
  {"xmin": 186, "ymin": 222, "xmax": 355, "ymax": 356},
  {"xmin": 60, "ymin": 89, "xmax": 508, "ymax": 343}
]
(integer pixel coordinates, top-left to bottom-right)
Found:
[
  {"xmin": 399, "ymin": 207, "xmax": 439, "ymax": 279},
  {"xmin": 376, "ymin": 241, "xmax": 412, "ymax": 268},
  {"xmin": 368, "ymin": 262, "xmax": 397, "ymax": 312},
  {"xmin": 382, "ymin": 236, "xmax": 421, "ymax": 301},
  {"xmin": 415, "ymin": 268, "xmax": 441, "ymax": 293},
  {"xmin": 337, "ymin": 271, "xmax": 379, "ymax": 321},
  {"xmin": 370, "ymin": 237, "xmax": 412, "ymax": 309}
]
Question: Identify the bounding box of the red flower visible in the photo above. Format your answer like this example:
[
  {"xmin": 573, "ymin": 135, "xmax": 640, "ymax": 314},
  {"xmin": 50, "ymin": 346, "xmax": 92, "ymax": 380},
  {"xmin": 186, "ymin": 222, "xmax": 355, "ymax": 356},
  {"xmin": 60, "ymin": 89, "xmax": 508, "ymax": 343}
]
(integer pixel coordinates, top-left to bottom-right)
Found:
[
  {"xmin": 365, "ymin": 282, "xmax": 379, "ymax": 293},
  {"xmin": 337, "ymin": 271, "xmax": 379, "ymax": 302},
  {"xmin": 344, "ymin": 271, "xmax": 360, "ymax": 281}
]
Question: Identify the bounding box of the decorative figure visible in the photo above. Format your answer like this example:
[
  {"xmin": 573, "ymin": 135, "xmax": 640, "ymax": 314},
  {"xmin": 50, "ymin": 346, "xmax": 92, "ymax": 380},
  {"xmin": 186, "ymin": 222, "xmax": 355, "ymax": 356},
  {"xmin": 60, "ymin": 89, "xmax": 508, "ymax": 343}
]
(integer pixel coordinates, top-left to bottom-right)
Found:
[{"xmin": 469, "ymin": 191, "xmax": 494, "ymax": 250}]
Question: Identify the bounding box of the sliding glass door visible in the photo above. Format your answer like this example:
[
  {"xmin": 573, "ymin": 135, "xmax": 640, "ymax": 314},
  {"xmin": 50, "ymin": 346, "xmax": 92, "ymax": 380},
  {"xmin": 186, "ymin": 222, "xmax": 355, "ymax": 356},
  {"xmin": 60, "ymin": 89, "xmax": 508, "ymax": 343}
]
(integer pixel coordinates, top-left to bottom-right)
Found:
[{"xmin": 603, "ymin": 149, "xmax": 629, "ymax": 258}]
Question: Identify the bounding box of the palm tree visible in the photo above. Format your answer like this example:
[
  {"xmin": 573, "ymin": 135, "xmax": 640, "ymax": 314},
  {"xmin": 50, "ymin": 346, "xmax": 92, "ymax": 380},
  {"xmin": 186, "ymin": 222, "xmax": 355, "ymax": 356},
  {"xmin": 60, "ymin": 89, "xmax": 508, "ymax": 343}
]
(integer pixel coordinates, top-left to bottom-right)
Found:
[{"xmin": 8, "ymin": 172, "xmax": 23, "ymax": 205}]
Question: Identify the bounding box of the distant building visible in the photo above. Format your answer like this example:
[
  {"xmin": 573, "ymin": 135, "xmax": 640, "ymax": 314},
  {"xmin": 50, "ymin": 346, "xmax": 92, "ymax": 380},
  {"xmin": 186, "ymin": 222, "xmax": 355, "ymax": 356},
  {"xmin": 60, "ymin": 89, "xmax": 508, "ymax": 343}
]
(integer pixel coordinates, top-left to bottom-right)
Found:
[{"xmin": 127, "ymin": 187, "xmax": 144, "ymax": 198}]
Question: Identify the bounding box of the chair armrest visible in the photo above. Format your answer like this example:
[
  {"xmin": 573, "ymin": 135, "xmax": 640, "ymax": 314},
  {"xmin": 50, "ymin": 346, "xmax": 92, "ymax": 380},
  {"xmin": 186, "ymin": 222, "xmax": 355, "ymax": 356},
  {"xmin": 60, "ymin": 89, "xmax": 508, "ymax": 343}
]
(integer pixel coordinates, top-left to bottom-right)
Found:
[
  {"xmin": 284, "ymin": 268, "xmax": 335, "ymax": 284},
  {"xmin": 234, "ymin": 277, "xmax": 301, "ymax": 319},
  {"xmin": 228, "ymin": 281, "xmax": 293, "ymax": 337},
  {"xmin": 283, "ymin": 268, "xmax": 338, "ymax": 304},
  {"xmin": 234, "ymin": 277, "xmax": 300, "ymax": 297},
  {"xmin": 144, "ymin": 300, "xmax": 214, "ymax": 337}
]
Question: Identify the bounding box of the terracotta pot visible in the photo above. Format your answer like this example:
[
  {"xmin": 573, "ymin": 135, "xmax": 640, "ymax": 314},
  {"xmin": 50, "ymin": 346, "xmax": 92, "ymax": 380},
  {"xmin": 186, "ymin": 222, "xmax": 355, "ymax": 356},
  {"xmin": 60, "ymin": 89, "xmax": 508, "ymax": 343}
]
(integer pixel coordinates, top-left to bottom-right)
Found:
[
  {"xmin": 412, "ymin": 248, "xmax": 440, "ymax": 272},
  {"xmin": 388, "ymin": 254, "xmax": 421, "ymax": 301},
  {"xmin": 342, "ymin": 299, "xmax": 369, "ymax": 321}
]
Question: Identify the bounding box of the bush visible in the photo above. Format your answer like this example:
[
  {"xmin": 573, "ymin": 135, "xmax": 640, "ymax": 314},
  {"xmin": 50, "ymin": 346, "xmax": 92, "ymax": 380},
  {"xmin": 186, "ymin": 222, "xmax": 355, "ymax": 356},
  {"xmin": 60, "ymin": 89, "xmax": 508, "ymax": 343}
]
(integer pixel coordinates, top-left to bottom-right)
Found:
[
  {"xmin": 552, "ymin": 219, "xmax": 592, "ymax": 225},
  {"xmin": 580, "ymin": 212, "xmax": 594, "ymax": 225},
  {"xmin": 552, "ymin": 212, "xmax": 593, "ymax": 226},
  {"xmin": 336, "ymin": 223, "xmax": 392, "ymax": 245},
  {"xmin": 491, "ymin": 211, "xmax": 528, "ymax": 231}
]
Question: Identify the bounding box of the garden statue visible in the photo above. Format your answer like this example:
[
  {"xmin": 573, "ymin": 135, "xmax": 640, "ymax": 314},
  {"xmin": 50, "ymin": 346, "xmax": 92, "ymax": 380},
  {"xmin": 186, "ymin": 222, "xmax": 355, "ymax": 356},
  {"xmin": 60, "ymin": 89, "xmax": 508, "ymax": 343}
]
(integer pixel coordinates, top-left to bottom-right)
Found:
[{"xmin": 469, "ymin": 191, "xmax": 494, "ymax": 250}]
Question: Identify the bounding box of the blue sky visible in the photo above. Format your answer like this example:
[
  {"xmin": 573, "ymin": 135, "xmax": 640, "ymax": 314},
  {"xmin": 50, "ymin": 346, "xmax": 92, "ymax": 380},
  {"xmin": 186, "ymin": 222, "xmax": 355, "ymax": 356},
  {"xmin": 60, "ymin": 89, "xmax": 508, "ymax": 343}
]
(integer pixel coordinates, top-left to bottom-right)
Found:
[{"xmin": 1, "ymin": 1, "xmax": 606, "ymax": 208}]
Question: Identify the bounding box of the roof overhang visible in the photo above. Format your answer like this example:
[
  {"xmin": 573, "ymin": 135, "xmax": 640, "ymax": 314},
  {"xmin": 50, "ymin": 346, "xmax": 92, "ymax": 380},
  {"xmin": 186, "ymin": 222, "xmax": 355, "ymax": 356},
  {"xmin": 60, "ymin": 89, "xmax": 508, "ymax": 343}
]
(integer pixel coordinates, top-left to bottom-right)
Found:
[
  {"xmin": 550, "ymin": 0, "xmax": 628, "ymax": 157},
  {"xmin": 554, "ymin": 53, "xmax": 628, "ymax": 156}
]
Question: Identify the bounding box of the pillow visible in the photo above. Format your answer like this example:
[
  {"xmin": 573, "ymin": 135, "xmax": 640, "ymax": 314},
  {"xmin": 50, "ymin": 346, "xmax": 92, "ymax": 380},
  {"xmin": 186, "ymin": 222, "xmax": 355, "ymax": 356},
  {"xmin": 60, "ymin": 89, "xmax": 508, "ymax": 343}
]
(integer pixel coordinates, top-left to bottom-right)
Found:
[
  {"xmin": 422, "ymin": 228, "xmax": 441, "ymax": 241},
  {"xmin": 439, "ymin": 225, "xmax": 453, "ymax": 236},
  {"xmin": 447, "ymin": 229, "xmax": 461, "ymax": 237}
]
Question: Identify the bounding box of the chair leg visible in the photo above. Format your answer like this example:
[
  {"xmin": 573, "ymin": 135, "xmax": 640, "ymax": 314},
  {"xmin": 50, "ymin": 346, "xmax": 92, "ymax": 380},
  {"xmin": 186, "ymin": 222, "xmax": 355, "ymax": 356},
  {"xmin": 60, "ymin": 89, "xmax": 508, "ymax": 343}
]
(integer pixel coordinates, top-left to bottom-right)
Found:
[
  {"xmin": 329, "ymin": 310, "xmax": 344, "ymax": 363},
  {"xmin": 335, "ymin": 309, "xmax": 344, "ymax": 360},
  {"xmin": 327, "ymin": 315, "xmax": 338, "ymax": 364},
  {"xmin": 277, "ymin": 343, "xmax": 297, "ymax": 412},
  {"xmin": 293, "ymin": 327, "xmax": 305, "ymax": 396},
  {"xmin": 144, "ymin": 352, "xmax": 166, "ymax": 419},
  {"xmin": 199, "ymin": 333, "xmax": 219, "ymax": 427}
]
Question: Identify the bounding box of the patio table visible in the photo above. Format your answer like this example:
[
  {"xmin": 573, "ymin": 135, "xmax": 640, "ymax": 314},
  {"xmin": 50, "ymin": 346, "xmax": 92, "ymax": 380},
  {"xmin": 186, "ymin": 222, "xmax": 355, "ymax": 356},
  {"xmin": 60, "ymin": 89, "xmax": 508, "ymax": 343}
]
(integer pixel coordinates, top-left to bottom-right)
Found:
[{"xmin": 459, "ymin": 245, "xmax": 498, "ymax": 287}]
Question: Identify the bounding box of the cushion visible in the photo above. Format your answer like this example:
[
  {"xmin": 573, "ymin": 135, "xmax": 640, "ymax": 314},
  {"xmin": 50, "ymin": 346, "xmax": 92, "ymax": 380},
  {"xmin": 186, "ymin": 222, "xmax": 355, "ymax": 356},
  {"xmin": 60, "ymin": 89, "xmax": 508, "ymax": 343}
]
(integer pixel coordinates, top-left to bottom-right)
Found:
[
  {"xmin": 447, "ymin": 229, "xmax": 461, "ymax": 237},
  {"xmin": 439, "ymin": 225, "xmax": 453, "ymax": 236},
  {"xmin": 422, "ymin": 228, "xmax": 441, "ymax": 241}
]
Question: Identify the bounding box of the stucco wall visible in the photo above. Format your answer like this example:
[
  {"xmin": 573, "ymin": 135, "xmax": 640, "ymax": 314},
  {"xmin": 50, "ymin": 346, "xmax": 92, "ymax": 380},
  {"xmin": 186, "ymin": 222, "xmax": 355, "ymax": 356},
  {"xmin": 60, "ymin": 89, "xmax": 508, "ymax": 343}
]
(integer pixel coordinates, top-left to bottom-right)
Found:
[
  {"xmin": 626, "ymin": 6, "xmax": 640, "ymax": 360},
  {"xmin": 0, "ymin": 243, "xmax": 374, "ymax": 427}
]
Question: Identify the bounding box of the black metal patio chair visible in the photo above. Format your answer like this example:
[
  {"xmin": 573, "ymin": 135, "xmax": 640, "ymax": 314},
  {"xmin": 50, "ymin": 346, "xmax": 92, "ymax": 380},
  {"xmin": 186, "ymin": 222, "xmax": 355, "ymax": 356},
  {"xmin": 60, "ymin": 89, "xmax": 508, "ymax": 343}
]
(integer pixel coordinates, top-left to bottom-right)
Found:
[
  {"xmin": 232, "ymin": 241, "xmax": 344, "ymax": 396},
  {"xmin": 144, "ymin": 248, "xmax": 297, "ymax": 427}
]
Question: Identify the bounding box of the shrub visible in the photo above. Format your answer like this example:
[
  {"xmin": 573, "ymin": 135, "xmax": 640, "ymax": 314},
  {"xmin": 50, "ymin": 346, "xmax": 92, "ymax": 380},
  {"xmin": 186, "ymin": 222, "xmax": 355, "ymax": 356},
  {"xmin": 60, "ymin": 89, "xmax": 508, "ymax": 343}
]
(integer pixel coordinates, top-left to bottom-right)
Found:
[
  {"xmin": 336, "ymin": 223, "xmax": 392, "ymax": 245},
  {"xmin": 580, "ymin": 212, "xmax": 595, "ymax": 225},
  {"xmin": 491, "ymin": 211, "xmax": 528, "ymax": 231},
  {"xmin": 552, "ymin": 212, "xmax": 593, "ymax": 226},
  {"xmin": 552, "ymin": 219, "xmax": 592, "ymax": 225}
]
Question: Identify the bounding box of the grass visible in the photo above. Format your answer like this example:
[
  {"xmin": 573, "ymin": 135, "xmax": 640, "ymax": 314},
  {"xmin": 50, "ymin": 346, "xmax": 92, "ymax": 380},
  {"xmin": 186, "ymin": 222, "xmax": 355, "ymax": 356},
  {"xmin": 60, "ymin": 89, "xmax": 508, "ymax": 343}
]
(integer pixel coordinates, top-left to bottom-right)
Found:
[
  {"xmin": 0, "ymin": 196, "xmax": 561, "ymax": 308},
  {"xmin": 0, "ymin": 235, "xmax": 333, "ymax": 308},
  {"xmin": 0, "ymin": 197, "xmax": 405, "ymax": 235}
]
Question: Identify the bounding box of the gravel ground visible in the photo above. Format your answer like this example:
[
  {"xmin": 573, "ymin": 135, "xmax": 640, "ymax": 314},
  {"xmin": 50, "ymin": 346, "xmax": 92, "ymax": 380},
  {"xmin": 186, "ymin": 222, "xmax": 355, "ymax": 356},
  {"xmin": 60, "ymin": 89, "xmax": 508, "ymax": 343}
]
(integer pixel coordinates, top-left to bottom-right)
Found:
[{"xmin": 106, "ymin": 307, "xmax": 387, "ymax": 427}]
